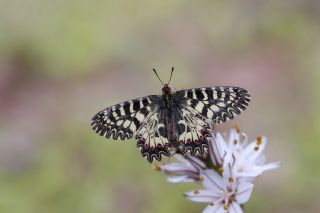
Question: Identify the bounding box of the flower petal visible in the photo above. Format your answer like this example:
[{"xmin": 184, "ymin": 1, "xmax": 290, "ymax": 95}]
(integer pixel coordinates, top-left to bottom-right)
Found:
[
  {"xmin": 229, "ymin": 202, "xmax": 243, "ymax": 213},
  {"xmin": 255, "ymin": 155, "xmax": 266, "ymax": 165},
  {"xmin": 237, "ymin": 171, "xmax": 262, "ymax": 178},
  {"xmin": 202, "ymin": 203, "xmax": 223, "ymax": 213},
  {"xmin": 160, "ymin": 163, "xmax": 193, "ymax": 172},
  {"xmin": 227, "ymin": 129, "xmax": 239, "ymax": 147},
  {"xmin": 245, "ymin": 137, "xmax": 267, "ymax": 162},
  {"xmin": 160, "ymin": 163, "xmax": 198, "ymax": 178},
  {"xmin": 208, "ymin": 137, "xmax": 223, "ymax": 166},
  {"xmin": 236, "ymin": 181, "xmax": 254, "ymax": 204},
  {"xmin": 185, "ymin": 154, "xmax": 207, "ymax": 170},
  {"xmin": 167, "ymin": 175, "xmax": 194, "ymax": 183},
  {"xmin": 201, "ymin": 169, "xmax": 224, "ymax": 191},
  {"xmin": 254, "ymin": 161, "xmax": 281, "ymax": 174},
  {"xmin": 238, "ymin": 161, "xmax": 281, "ymax": 178},
  {"xmin": 184, "ymin": 189, "xmax": 217, "ymax": 203},
  {"xmin": 214, "ymin": 133, "xmax": 228, "ymax": 157}
]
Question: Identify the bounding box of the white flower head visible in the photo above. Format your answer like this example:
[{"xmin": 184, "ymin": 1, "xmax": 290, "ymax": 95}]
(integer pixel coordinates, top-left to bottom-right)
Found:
[
  {"xmin": 185, "ymin": 169, "xmax": 253, "ymax": 213},
  {"xmin": 157, "ymin": 127, "xmax": 280, "ymax": 212},
  {"xmin": 209, "ymin": 127, "xmax": 281, "ymax": 180}
]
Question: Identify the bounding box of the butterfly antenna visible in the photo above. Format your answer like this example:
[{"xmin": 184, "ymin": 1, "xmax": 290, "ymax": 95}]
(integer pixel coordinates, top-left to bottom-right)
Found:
[
  {"xmin": 167, "ymin": 67, "xmax": 174, "ymax": 84},
  {"xmin": 153, "ymin": 68, "xmax": 165, "ymax": 85}
]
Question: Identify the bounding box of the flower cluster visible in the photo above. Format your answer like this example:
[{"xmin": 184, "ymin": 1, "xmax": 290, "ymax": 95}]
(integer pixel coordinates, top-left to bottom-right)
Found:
[{"xmin": 156, "ymin": 127, "xmax": 280, "ymax": 213}]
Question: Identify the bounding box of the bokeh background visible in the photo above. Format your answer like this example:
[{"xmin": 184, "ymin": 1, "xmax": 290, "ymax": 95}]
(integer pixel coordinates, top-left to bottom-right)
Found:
[{"xmin": 1, "ymin": 0, "xmax": 320, "ymax": 212}]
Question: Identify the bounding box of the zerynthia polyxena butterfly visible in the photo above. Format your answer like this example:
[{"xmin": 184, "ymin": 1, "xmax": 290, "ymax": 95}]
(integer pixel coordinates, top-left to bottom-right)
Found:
[{"xmin": 91, "ymin": 68, "xmax": 251, "ymax": 163}]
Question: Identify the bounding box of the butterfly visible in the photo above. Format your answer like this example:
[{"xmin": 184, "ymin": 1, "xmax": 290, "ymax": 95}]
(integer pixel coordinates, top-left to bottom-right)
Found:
[{"xmin": 91, "ymin": 68, "xmax": 251, "ymax": 163}]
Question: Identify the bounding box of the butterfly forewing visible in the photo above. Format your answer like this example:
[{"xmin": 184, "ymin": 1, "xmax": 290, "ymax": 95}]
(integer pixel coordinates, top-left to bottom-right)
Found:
[
  {"xmin": 176, "ymin": 87, "xmax": 251, "ymax": 124},
  {"xmin": 91, "ymin": 95, "xmax": 157, "ymax": 140}
]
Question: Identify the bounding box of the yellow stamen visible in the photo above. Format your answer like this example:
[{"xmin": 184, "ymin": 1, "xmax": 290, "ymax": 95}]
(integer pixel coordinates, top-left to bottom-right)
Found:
[
  {"xmin": 256, "ymin": 136, "xmax": 262, "ymax": 145},
  {"xmin": 235, "ymin": 124, "xmax": 240, "ymax": 133},
  {"xmin": 218, "ymin": 167, "xmax": 224, "ymax": 174},
  {"xmin": 199, "ymin": 177, "xmax": 205, "ymax": 182},
  {"xmin": 228, "ymin": 177, "xmax": 234, "ymax": 183},
  {"xmin": 223, "ymin": 205, "xmax": 229, "ymax": 210},
  {"xmin": 209, "ymin": 202, "xmax": 215, "ymax": 206},
  {"xmin": 154, "ymin": 164, "xmax": 161, "ymax": 171},
  {"xmin": 193, "ymin": 189, "xmax": 199, "ymax": 195}
]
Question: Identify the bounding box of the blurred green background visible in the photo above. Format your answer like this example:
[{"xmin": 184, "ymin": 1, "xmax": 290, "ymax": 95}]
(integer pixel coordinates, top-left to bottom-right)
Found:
[{"xmin": 0, "ymin": 0, "xmax": 319, "ymax": 212}]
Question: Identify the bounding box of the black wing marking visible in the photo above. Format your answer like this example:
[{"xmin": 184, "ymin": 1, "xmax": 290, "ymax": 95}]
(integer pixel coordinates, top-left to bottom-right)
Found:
[
  {"xmin": 136, "ymin": 112, "xmax": 171, "ymax": 163},
  {"xmin": 176, "ymin": 107, "xmax": 211, "ymax": 156},
  {"xmin": 91, "ymin": 96, "xmax": 157, "ymax": 140},
  {"xmin": 175, "ymin": 87, "xmax": 251, "ymax": 124}
]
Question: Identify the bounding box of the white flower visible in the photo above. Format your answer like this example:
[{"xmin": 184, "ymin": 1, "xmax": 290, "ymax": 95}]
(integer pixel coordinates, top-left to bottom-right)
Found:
[
  {"xmin": 157, "ymin": 127, "xmax": 280, "ymax": 212},
  {"xmin": 185, "ymin": 169, "xmax": 253, "ymax": 213},
  {"xmin": 208, "ymin": 128, "xmax": 281, "ymax": 180},
  {"xmin": 156, "ymin": 154, "xmax": 207, "ymax": 183}
]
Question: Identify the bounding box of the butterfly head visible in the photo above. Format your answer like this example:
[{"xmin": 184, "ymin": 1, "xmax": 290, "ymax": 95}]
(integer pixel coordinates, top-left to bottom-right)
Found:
[{"xmin": 162, "ymin": 84, "xmax": 171, "ymax": 94}]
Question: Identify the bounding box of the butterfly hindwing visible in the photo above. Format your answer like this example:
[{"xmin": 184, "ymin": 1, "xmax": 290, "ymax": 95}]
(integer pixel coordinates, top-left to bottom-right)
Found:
[
  {"xmin": 91, "ymin": 96, "xmax": 157, "ymax": 140},
  {"xmin": 135, "ymin": 112, "xmax": 171, "ymax": 163},
  {"xmin": 176, "ymin": 87, "xmax": 251, "ymax": 124},
  {"xmin": 176, "ymin": 107, "xmax": 211, "ymax": 156}
]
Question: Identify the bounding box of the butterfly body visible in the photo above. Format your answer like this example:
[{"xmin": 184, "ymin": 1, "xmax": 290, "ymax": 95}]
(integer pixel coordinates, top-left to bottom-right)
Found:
[{"xmin": 91, "ymin": 83, "xmax": 250, "ymax": 163}]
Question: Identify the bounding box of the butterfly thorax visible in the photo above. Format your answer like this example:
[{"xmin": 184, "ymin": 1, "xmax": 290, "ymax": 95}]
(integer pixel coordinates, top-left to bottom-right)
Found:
[{"xmin": 162, "ymin": 84, "xmax": 174, "ymax": 114}]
